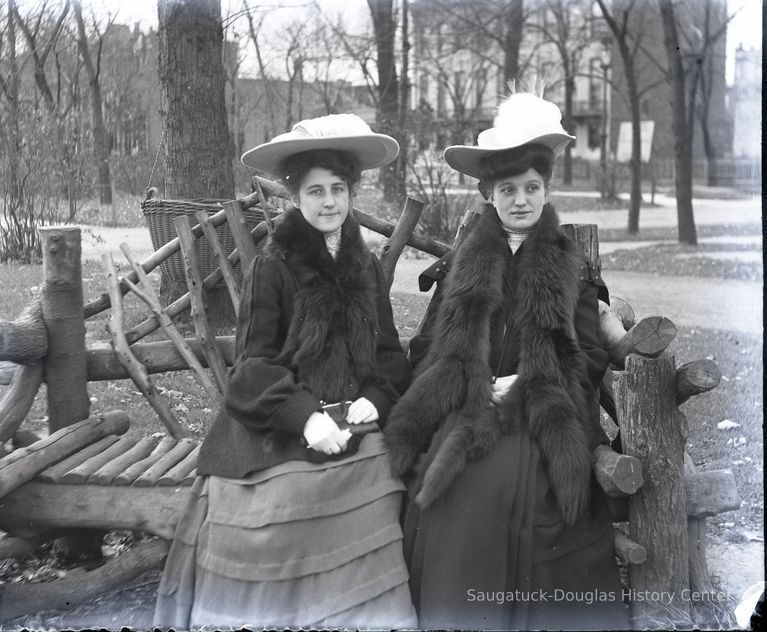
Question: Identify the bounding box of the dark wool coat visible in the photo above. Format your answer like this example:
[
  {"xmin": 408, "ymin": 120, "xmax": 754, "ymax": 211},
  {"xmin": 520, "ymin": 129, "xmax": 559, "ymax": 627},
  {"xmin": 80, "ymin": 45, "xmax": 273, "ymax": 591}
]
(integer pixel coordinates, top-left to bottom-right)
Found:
[
  {"xmin": 385, "ymin": 204, "xmax": 627, "ymax": 630},
  {"xmin": 198, "ymin": 207, "xmax": 410, "ymax": 479}
]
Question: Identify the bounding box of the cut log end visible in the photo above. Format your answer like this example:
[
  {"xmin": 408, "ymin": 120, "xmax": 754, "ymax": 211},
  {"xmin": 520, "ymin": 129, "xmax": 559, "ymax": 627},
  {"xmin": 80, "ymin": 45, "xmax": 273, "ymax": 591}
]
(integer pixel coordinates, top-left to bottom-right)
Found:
[
  {"xmin": 593, "ymin": 444, "xmax": 644, "ymax": 496},
  {"xmin": 677, "ymin": 359, "xmax": 722, "ymax": 404},
  {"xmin": 614, "ymin": 530, "xmax": 647, "ymax": 565},
  {"xmin": 627, "ymin": 316, "xmax": 678, "ymax": 358}
]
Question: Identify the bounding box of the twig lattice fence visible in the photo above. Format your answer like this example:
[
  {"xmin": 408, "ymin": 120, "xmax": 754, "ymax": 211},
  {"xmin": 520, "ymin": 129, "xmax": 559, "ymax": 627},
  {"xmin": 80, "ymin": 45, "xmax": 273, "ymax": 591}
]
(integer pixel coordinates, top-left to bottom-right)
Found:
[{"xmin": 0, "ymin": 179, "xmax": 738, "ymax": 628}]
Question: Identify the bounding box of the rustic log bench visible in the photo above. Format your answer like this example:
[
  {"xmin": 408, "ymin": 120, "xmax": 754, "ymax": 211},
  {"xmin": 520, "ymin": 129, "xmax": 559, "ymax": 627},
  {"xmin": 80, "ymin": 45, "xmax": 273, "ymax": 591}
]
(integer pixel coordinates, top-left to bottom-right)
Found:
[{"xmin": 0, "ymin": 180, "xmax": 740, "ymax": 628}]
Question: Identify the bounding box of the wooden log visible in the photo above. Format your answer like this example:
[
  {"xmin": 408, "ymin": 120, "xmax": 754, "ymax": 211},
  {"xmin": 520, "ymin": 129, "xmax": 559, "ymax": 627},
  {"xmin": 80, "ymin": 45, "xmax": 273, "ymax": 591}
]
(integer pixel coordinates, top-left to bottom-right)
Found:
[
  {"xmin": 0, "ymin": 482, "xmax": 189, "ymax": 540},
  {"xmin": 40, "ymin": 227, "xmax": 90, "ymax": 432},
  {"xmin": 158, "ymin": 444, "xmax": 200, "ymax": 486},
  {"xmin": 87, "ymin": 435, "xmax": 161, "ymax": 485},
  {"xmin": 86, "ymin": 336, "xmax": 236, "ymax": 381},
  {"xmin": 133, "ymin": 438, "xmax": 197, "ymax": 487},
  {"xmin": 615, "ymin": 530, "xmax": 648, "ymax": 565},
  {"xmin": 380, "ymin": 197, "xmax": 425, "ymax": 289},
  {"xmin": 0, "ymin": 533, "xmax": 42, "ymax": 562},
  {"xmin": 684, "ymin": 455, "xmax": 737, "ymax": 628},
  {"xmin": 195, "ymin": 210, "xmax": 240, "ymax": 313},
  {"xmin": 83, "ymin": 205, "xmax": 231, "ymax": 319},
  {"xmin": 37, "ymin": 435, "xmax": 121, "ymax": 483},
  {"xmin": 593, "ymin": 443, "xmax": 644, "ymax": 497},
  {"xmin": 0, "ymin": 361, "xmax": 15, "ymax": 386},
  {"xmin": 611, "ymin": 296, "xmax": 636, "ymax": 329},
  {"xmin": 59, "ymin": 435, "xmax": 137, "ymax": 484},
  {"xmin": 676, "ymin": 359, "xmax": 721, "ymax": 405},
  {"xmin": 0, "ymin": 539, "xmax": 170, "ymax": 620},
  {"xmin": 0, "ymin": 298, "xmax": 47, "ymax": 364},
  {"xmin": 0, "ymin": 364, "xmax": 43, "ymax": 443},
  {"xmin": 174, "ymin": 216, "xmax": 228, "ymax": 394},
  {"xmin": 253, "ymin": 180, "xmax": 275, "ymax": 234},
  {"xmin": 102, "ymin": 254, "xmax": 189, "ymax": 440},
  {"xmin": 562, "ymin": 223, "xmax": 600, "ymax": 264},
  {"xmin": 614, "ymin": 353, "xmax": 692, "ymax": 627},
  {"xmin": 120, "ymin": 244, "xmax": 222, "ymax": 404},
  {"xmin": 599, "ymin": 303, "xmax": 677, "ymax": 368},
  {"xmin": 685, "ymin": 469, "xmax": 740, "ymax": 517},
  {"xmin": 114, "ymin": 436, "xmax": 177, "ymax": 485},
  {"xmin": 223, "ymin": 200, "xmax": 258, "ymax": 269},
  {"xmin": 11, "ymin": 429, "xmax": 45, "ymax": 449},
  {"xmin": 0, "ymin": 411, "xmax": 129, "ymax": 498}
]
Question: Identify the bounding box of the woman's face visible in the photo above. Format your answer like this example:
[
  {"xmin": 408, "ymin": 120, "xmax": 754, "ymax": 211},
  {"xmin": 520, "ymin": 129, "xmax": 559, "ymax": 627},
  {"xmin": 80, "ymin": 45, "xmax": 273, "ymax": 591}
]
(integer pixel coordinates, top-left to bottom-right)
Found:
[
  {"xmin": 491, "ymin": 167, "xmax": 547, "ymax": 231},
  {"xmin": 295, "ymin": 167, "xmax": 351, "ymax": 233}
]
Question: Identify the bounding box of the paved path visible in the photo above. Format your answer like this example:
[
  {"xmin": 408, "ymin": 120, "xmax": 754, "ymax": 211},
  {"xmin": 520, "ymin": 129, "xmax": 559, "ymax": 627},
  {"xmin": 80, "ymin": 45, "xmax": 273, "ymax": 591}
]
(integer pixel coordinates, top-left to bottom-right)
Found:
[{"xmin": 77, "ymin": 195, "xmax": 762, "ymax": 336}]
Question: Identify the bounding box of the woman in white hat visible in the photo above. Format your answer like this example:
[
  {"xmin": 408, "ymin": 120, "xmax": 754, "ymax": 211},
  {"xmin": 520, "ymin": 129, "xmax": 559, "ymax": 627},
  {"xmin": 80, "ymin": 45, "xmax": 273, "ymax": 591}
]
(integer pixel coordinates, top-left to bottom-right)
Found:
[
  {"xmin": 155, "ymin": 114, "xmax": 417, "ymax": 628},
  {"xmin": 384, "ymin": 89, "xmax": 628, "ymax": 629}
]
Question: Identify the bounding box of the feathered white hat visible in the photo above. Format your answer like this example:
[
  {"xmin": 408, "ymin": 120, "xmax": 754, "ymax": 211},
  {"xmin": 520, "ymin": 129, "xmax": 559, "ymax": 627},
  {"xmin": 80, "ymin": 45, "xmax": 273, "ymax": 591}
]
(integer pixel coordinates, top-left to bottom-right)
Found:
[
  {"xmin": 241, "ymin": 113, "xmax": 400, "ymax": 176},
  {"xmin": 443, "ymin": 85, "xmax": 575, "ymax": 178}
]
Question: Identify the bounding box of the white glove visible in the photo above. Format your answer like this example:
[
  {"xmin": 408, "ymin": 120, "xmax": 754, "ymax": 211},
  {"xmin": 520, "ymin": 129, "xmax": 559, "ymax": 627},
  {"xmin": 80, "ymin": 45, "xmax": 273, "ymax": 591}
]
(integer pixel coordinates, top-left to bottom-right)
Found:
[
  {"xmin": 303, "ymin": 411, "xmax": 352, "ymax": 455},
  {"xmin": 491, "ymin": 374, "xmax": 518, "ymax": 405},
  {"xmin": 346, "ymin": 397, "xmax": 379, "ymax": 424}
]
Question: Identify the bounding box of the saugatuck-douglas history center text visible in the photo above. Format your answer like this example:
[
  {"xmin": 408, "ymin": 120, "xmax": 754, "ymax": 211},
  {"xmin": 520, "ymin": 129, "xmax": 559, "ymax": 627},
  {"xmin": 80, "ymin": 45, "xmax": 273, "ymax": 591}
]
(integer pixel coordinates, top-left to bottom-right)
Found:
[{"xmin": 465, "ymin": 588, "xmax": 730, "ymax": 606}]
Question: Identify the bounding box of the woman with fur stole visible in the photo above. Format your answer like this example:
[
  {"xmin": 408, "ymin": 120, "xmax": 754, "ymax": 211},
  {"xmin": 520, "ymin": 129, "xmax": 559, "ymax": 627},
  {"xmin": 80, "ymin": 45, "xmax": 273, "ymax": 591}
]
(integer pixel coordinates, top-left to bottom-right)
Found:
[
  {"xmin": 154, "ymin": 114, "xmax": 417, "ymax": 629},
  {"xmin": 384, "ymin": 90, "xmax": 628, "ymax": 630}
]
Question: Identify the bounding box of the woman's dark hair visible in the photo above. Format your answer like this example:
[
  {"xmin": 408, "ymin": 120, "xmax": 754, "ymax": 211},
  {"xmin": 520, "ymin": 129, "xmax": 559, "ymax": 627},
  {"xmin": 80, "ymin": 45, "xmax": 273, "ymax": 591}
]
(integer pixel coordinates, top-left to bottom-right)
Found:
[
  {"xmin": 476, "ymin": 143, "xmax": 555, "ymax": 199},
  {"xmin": 278, "ymin": 149, "xmax": 361, "ymax": 196}
]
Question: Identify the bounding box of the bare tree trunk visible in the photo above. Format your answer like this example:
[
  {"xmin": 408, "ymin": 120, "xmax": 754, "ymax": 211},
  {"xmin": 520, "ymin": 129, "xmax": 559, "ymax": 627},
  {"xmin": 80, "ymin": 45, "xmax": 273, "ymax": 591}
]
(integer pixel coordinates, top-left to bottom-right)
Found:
[
  {"xmin": 625, "ymin": 53, "xmax": 642, "ymax": 233},
  {"xmin": 367, "ymin": 0, "xmax": 400, "ymax": 202},
  {"xmin": 5, "ymin": 1, "xmax": 21, "ymax": 206},
  {"xmin": 562, "ymin": 72, "xmax": 574, "ymax": 185},
  {"xmin": 658, "ymin": 0, "xmax": 697, "ymax": 245},
  {"xmin": 158, "ymin": 0, "xmax": 235, "ymax": 312},
  {"xmin": 503, "ymin": 0, "xmax": 524, "ymax": 84},
  {"xmin": 398, "ymin": 0, "xmax": 410, "ymax": 199},
  {"xmin": 73, "ymin": 0, "xmax": 113, "ymax": 207}
]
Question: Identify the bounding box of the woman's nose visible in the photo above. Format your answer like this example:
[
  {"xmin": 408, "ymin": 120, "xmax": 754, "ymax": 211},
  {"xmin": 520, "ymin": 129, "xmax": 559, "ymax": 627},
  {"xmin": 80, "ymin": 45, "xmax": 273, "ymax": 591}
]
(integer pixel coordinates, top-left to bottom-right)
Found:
[
  {"xmin": 514, "ymin": 191, "xmax": 526, "ymax": 206},
  {"xmin": 323, "ymin": 191, "xmax": 335, "ymax": 207}
]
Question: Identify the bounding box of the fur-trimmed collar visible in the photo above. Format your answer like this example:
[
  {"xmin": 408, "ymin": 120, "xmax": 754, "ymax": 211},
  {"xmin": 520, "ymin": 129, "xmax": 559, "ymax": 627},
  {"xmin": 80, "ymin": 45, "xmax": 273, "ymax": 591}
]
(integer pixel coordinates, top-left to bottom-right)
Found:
[
  {"xmin": 386, "ymin": 203, "xmax": 594, "ymax": 524},
  {"xmin": 263, "ymin": 207, "xmax": 380, "ymax": 402}
]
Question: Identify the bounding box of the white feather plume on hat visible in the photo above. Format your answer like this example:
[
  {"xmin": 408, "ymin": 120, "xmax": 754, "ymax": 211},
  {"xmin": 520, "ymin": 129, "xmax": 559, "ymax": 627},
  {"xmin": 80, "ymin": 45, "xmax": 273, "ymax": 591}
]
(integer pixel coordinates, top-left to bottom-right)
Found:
[{"xmin": 443, "ymin": 81, "xmax": 574, "ymax": 178}]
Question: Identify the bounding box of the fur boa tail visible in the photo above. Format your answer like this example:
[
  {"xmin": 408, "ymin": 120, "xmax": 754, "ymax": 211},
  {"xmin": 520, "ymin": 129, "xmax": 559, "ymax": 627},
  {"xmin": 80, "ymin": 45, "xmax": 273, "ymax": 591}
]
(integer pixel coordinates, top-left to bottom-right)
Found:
[{"xmin": 386, "ymin": 203, "xmax": 596, "ymax": 524}]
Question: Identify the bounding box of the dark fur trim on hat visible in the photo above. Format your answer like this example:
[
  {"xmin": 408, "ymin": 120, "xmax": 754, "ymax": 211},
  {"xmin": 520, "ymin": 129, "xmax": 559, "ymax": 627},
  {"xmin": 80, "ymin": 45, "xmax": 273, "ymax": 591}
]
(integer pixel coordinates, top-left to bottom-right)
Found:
[
  {"xmin": 385, "ymin": 203, "xmax": 593, "ymax": 524},
  {"xmin": 263, "ymin": 207, "xmax": 379, "ymax": 401}
]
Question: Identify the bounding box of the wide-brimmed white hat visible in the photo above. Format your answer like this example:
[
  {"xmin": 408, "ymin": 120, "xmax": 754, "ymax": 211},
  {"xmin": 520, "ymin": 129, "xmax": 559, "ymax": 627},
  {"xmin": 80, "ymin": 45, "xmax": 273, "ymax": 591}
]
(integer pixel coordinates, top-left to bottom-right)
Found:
[
  {"xmin": 443, "ymin": 92, "xmax": 575, "ymax": 178},
  {"xmin": 241, "ymin": 113, "xmax": 400, "ymax": 176}
]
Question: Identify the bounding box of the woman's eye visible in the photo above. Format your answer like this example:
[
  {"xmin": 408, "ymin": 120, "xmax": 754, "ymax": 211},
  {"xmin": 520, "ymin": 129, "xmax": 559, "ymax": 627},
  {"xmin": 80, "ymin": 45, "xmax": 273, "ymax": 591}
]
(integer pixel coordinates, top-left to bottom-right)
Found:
[
  {"xmin": 527, "ymin": 184, "xmax": 540, "ymax": 192},
  {"xmin": 332, "ymin": 186, "xmax": 346, "ymax": 194}
]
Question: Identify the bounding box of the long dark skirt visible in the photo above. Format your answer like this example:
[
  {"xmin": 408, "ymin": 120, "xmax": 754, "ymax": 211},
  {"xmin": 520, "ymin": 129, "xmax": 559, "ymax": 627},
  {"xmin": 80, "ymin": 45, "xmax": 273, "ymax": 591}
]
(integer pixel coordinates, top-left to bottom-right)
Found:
[
  {"xmin": 155, "ymin": 433, "xmax": 417, "ymax": 629},
  {"xmin": 404, "ymin": 417, "xmax": 629, "ymax": 630}
]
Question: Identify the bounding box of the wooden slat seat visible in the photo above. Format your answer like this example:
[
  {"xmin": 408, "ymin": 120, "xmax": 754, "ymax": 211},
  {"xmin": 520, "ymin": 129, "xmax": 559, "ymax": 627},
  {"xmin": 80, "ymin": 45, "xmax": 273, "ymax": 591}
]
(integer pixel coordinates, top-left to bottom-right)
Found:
[{"xmin": 31, "ymin": 436, "xmax": 201, "ymax": 488}]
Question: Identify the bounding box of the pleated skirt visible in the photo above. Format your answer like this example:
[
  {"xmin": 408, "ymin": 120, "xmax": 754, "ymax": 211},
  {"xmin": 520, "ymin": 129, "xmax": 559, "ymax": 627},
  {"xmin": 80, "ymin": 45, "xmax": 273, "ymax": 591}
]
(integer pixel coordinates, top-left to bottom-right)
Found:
[{"xmin": 154, "ymin": 433, "xmax": 417, "ymax": 630}]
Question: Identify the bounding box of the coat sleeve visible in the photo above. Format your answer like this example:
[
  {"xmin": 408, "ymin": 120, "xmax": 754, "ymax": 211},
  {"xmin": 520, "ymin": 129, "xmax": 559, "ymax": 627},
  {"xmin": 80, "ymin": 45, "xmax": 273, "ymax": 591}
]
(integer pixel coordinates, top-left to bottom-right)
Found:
[
  {"xmin": 574, "ymin": 261, "xmax": 610, "ymax": 394},
  {"xmin": 359, "ymin": 255, "xmax": 412, "ymax": 425},
  {"xmin": 224, "ymin": 256, "xmax": 321, "ymax": 436},
  {"xmin": 407, "ymin": 250, "xmax": 455, "ymax": 371}
]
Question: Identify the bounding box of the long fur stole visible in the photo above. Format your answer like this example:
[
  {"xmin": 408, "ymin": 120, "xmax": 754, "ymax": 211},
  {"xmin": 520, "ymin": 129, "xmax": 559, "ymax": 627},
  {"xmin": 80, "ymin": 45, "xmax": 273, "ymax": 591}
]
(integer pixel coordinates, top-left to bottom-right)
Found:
[
  {"xmin": 385, "ymin": 203, "xmax": 594, "ymax": 524},
  {"xmin": 262, "ymin": 207, "xmax": 379, "ymax": 402}
]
